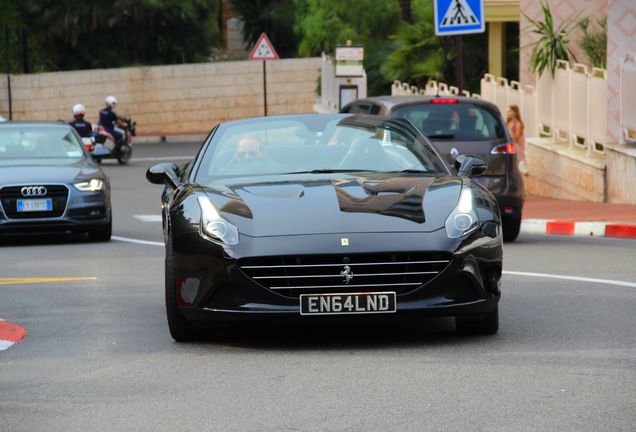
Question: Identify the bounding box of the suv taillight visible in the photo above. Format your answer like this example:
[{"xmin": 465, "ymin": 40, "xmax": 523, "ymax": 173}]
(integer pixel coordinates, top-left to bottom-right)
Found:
[{"xmin": 490, "ymin": 143, "xmax": 516, "ymax": 154}]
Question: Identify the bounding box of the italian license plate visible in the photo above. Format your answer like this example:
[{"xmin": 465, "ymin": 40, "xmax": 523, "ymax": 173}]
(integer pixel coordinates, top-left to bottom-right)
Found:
[
  {"xmin": 17, "ymin": 198, "xmax": 53, "ymax": 212},
  {"xmin": 300, "ymin": 292, "xmax": 396, "ymax": 316}
]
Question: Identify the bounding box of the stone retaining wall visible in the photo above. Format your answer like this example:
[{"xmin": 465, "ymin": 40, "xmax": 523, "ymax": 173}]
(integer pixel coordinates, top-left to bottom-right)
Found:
[
  {"xmin": 0, "ymin": 58, "xmax": 320, "ymax": 135},
  {"xmin": 606, "ymin": 145, "xmax": 636, "ymax": 204},
  {"xmin": 525, "ymin": 138, "xmax": 606, "ymax": 202}
]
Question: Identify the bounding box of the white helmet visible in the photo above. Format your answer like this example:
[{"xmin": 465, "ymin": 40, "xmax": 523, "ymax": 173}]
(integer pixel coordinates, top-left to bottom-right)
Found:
[
  {"xmin": 105, "ymin": 95, "xmax": 117, "ymax": 107},
  {"xmin": 72, "ymin": 103, "xmax": 85, "ymax": 116}
]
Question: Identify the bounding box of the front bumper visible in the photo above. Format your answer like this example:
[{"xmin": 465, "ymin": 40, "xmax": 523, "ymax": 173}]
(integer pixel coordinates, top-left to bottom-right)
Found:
[
  {"xmin": 0, "ymin": 189, "xmax": 110, "ymax": 234},
  {"xmin": 172, "ymin": 227, "xmax": 503, "ymax": 324}
]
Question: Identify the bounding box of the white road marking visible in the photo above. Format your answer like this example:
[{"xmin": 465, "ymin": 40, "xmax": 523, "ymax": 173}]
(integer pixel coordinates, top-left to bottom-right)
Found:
[
  {"xmin": 111, "ymin": 236, "xmax": 163, "ymax": 247},
  {"xmin": 0, "ymin": 340, "xmax": 15, "ymax": 351},
  {"xmin": 131, "ymin": 156, "xmax": 192, "ymax": 162},
  {"xmin": 134, "ymin": 214, "xmax": 162, "ymax": 222},
  {"xmin": 503, "ymin": 271, "xmax": 636, "ymax": 288},
  {"xmin": 109, "ymin": 235, "xmax": 636, "ymax": 288}
]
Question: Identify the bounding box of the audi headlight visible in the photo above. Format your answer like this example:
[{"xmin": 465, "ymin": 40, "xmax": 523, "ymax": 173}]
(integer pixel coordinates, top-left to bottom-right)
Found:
[
  {"xmin": 445, "ymin": 187, "xmax": 479, "ymax": 238},
  {"xmin": 197, "ymin": 196, "xmax": 239, "ymax": 245},
  {"xmin": 74, "ymin": 179, "xmax": 104, "ymax": 192}
]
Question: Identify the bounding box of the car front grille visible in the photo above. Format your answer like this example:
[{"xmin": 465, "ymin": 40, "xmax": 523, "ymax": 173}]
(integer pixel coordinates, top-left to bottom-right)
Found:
[
  {"xmin": 240, "ymin": 252, "xmax": 452, "ymax": 298},
  {"xmin": 0, "ymin": 185, "xmax": 69, "ymax": 219}
]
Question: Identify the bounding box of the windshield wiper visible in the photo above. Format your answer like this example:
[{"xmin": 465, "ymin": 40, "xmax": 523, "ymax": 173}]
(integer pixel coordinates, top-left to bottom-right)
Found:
[
  {"xmin": 427, "ymin": 134, "xmax": 455, "ymax": 139},
  {"xmin": 284, "ymin": 169, "xmax": 379, "ymax": 174}
]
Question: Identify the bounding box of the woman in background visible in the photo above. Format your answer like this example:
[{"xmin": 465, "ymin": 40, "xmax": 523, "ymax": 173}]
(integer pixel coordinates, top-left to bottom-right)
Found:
[{"xmin": 506, "ymin": 105, "xmax": 527, "ymax": 173}]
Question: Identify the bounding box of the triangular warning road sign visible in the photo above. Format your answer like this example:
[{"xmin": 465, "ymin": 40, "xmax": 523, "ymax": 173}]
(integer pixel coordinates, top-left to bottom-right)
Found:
[
  {"xmin": 249, "ymin": 33, "xmax": 279, "ymax": 60},
  {"xmin": 441, "ymin": 0, "xmax": 479, "ymax": 27}
]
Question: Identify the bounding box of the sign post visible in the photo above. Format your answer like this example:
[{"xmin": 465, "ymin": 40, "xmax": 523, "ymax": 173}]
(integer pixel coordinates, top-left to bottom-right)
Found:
[
  {"xmin": 433, "ymin": 0, "xmax": 485, "ymax": 93},
  {"xmin": 335, "ymin": 45, "xmax": 364, "ymax": 78},
  {"xmin": 335, "ymin": 43, "xmax": 364, "ymax": 110},
  {"xmin": 249, "ymin": 33, "xmax": 279, "ymax": 116}
]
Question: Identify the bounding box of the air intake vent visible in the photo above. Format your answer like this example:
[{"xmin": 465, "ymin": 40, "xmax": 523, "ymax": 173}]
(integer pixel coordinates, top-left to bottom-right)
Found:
[
  {"xmin": 240, "ymin": 252, "xmax": 451, "ymax": 298},
  {"xmin": 0, "ymin": 185, "xmax": 69, "ymax": 219}
]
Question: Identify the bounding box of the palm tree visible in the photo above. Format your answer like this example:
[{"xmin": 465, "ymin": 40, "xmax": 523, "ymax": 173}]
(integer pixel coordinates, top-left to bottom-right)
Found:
[{"xmin": 524, "ymin": 2, "xmax": 579, "ymax": 76}]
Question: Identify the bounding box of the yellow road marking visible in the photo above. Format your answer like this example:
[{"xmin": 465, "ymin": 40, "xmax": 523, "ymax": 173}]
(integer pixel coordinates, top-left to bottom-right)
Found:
[{"xmin": 0, "ymin": 277, "xmax": 97, "ymax": 286}]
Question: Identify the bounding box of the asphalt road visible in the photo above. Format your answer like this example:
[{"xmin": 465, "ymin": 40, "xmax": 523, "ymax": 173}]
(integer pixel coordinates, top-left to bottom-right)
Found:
[{"xmin": 1, "ymin": 141, "xmax": 635, "ymax": 432}]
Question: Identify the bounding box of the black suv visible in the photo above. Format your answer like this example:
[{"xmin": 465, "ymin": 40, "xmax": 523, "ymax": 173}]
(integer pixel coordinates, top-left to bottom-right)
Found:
[{"xmin": 342, "ymin": 95, "xmax": 525, "ymax": 241}]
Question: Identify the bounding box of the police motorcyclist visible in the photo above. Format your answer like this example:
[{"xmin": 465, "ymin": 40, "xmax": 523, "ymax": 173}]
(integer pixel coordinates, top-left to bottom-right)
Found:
[
  {"xmin": 69, "ymin": 104, "xmax": 93, "ymax": 138},
  {"xmin": 99, "ymin": 95, "xmax": 125, "ymax": 146}
]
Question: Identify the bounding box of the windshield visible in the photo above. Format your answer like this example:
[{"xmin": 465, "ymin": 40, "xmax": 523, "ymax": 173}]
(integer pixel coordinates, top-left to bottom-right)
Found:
[
  {"xmin": 392, "ymin": 103, "xmax": 506, "ymax": 141},
  {"xmin": 195, "ymin": 115, "xmax": 447, "ymax": 183},
  {"xmin": 0, "ymin": 126, "xmax": 85, "ymax": 160}
]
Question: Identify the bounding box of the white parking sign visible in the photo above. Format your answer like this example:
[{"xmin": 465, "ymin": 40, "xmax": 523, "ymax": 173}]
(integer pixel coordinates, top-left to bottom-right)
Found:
[{"xmin": 434, "ymin": 0, "xmax": 485, "ymax": 36}]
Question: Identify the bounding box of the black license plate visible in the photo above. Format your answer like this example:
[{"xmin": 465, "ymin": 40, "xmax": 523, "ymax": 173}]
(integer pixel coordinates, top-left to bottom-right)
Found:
[{"xmin": 300, "ymin": 292, "xmax": 396, "ymax": 316}]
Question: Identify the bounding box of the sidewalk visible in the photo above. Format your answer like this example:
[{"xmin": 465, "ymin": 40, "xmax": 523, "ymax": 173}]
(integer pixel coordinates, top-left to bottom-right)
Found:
[{"xmin": 521, "ymin": 195, "xmax": 636, "ymax": 239}]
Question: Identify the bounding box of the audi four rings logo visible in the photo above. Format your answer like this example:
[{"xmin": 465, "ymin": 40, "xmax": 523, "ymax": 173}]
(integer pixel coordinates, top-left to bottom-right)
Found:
[{"xmin": 21, "ymin": 186, "xmax": 47, "ymax": 197}]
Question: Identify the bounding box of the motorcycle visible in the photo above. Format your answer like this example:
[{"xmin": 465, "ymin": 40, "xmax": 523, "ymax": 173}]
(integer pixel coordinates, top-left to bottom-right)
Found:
[{"xmin": 92, "ymin": 116, "xmax": 136, "ymax": 165}]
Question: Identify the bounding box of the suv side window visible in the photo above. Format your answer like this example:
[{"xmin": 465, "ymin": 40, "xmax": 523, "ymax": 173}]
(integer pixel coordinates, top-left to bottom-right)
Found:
[
  {"xmin": 347, "ymin": 103, "xmax": 371, "ymax": 114},
  {"xmin": 369, "ymin": 104, "xmax": 381, "ymax": 115},
  {"xmin": 342, "ymin": 102, "xmax": 381, "ymax": 115}
]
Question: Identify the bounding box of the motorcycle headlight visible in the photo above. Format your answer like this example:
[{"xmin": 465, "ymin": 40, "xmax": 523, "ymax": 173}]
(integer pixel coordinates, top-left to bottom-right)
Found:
[
  {"xmin": 197, "ymin": 196, "xmax": 239, "ymax": 246},
  {"xmin": 74, "ymin": 179, "xmax": 104, "ymax": 192},
  {"xmin": 445, "ymin": 187, "xmax": 479, "ymax": 239}
]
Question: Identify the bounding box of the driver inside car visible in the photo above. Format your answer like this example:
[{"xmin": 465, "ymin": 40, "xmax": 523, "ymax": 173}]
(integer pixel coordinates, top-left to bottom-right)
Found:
[
  {"xmin": 236, "ymin": 137, "xmax": 265, "ymax": 160},
  {"xmin": 222, "ymin": 136, "xmax": 282, "ymax": 174}
]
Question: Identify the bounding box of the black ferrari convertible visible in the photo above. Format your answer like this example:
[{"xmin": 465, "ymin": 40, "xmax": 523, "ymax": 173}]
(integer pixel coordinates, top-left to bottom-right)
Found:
[{"xmin": 147, "ymin": 114, "xmax": 503, "ymax": 341}]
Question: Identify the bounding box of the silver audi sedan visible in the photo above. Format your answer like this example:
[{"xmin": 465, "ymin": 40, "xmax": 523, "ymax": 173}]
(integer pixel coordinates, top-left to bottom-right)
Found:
[{"xmin": 0, "ymin": 122, "xmax": 111, "ymax": 241}]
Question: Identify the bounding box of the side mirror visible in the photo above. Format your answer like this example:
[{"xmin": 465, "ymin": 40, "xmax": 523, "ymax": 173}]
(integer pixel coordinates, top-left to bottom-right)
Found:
[
  {"xmin": 455, "ymin": 155, "xmax": 487, "ymax": 177},
  {"xmin": 146, "ymin": 163, "xmax": 181, "ymax": 188}
]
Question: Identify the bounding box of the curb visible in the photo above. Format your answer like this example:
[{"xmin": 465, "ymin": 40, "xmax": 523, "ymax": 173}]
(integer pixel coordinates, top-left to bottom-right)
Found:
[
  {"xmin": 521, "ymin": 219, "xmax": 636, "ymax": 239},
  {"xmin": 0, "ymin": 319, "xmax": 27, "ymax": 351}
]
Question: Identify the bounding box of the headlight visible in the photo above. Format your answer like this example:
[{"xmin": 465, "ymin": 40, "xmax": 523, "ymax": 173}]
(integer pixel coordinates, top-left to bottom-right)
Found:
[
  {"xmin": 197, "ymin": 196, "xmax": 239, "ymax": 245},
  {"xmin": 74, "ymin": 179, "xmax": 104, "ymax": 192},
  {"xmin": 445, "ymin": 187, "xmax": 479, "ymax": 238}
]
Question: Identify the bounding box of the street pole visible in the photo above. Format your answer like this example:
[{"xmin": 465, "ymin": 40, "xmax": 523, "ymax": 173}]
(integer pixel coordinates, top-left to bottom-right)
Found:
[
  {"xmin": 456, "ymin": 35, "xmax": 464, "ymax": 93},
  {"xmin": 262, "ymin": 60, "xmax": 267, "ymax": 116}
]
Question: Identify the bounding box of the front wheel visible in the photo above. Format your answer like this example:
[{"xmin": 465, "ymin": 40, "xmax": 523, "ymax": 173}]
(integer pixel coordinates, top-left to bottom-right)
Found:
[
  {"xmin": 117, "ymin": 144, "xmax": 132, "ymax": 165},
  {"xmin": 455, "ymin": 306, "xmax": 499, "ymax": 335},
  {"xmin": 165, "ymin": 238, "xmax": 201, "ymax": 342}
]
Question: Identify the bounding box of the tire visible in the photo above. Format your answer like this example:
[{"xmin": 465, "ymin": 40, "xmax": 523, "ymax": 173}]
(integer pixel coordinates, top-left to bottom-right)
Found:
[
  {"xmin": 455, "ymin": 306, "xmax": 499, "ymax": 335},
  {"xmin": 502, "ymin": 216, "xmax": 521, "ymax": 242},
  {"xmin": 117, "ymin": 144, "xmax": 132, "ymax": 165},
  {"xmin": 165, "ymin": 238, "xmax": 200, "ymax": 342},
  {"xmin": 88, "ymin": 218, "xmax": 112, "ymax": 242}
]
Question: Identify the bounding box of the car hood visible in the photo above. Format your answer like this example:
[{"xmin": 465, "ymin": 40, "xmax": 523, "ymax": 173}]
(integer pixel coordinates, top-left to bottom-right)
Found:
[
  {"xmin": 203, "ymin": 173, "xmax": 462, "ymax": 237},
  {"xmin": 0, "ymin": 159, "xmax": 101, "ymax": 184}
]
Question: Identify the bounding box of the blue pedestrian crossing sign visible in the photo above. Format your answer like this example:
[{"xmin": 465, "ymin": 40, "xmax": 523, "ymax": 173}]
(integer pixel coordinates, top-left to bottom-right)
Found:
[{"xmin": 434, "ymin": 0, "xmax": 485, "ymax": 36}]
